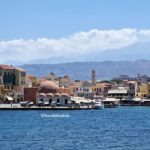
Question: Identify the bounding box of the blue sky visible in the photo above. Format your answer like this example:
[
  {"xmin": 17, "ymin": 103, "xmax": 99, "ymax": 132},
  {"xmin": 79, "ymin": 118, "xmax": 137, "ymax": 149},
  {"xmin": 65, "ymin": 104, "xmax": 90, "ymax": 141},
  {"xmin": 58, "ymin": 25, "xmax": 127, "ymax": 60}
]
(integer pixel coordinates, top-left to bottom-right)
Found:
[
  {"xmin": 0, "ymin": 0, "xmax": 150, "ymax": 64},
  {"xmin": 0, "ymin": 0, "xmax": 150, "ymax": 40}
]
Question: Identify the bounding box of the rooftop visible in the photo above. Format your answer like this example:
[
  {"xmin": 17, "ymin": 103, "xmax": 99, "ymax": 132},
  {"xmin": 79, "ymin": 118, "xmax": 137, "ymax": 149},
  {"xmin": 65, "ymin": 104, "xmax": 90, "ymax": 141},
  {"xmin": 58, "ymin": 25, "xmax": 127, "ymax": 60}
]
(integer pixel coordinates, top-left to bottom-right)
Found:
[
  {"xmin": 15, "ymin": 67, "xmax": 26, "ymax": 72},
  {"xmin": 0, "ymin": 65, "xmax": 14, "ymax": 70}
]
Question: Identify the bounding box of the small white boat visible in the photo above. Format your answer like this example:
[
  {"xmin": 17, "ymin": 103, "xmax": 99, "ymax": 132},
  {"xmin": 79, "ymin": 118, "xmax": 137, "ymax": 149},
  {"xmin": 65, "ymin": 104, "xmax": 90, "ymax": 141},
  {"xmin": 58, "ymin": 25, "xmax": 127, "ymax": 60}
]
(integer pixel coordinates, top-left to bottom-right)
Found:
[
  {"xmin": 141, "ymin": 98, "xmax": 150, "ymax": 106},
  {"xmin": 93, "ymin": 101, "xmax": 103, "ymax": 109},
  {"xmin": 20, "ymin": 101, "xmax": 28, "ymax": 106},
  {"xmin": 102, "ymin": 98, "xmax": 119, "ymax": 108}
]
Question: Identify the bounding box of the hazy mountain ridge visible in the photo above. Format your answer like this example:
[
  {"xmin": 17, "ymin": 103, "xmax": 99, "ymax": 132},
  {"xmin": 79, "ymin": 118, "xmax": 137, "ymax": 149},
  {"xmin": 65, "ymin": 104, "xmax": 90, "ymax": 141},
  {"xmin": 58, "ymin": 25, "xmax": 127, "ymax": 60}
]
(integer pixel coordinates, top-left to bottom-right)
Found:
[{"xmin": 19, "ymin": 60, "xmax": 150, "ymax": 80}]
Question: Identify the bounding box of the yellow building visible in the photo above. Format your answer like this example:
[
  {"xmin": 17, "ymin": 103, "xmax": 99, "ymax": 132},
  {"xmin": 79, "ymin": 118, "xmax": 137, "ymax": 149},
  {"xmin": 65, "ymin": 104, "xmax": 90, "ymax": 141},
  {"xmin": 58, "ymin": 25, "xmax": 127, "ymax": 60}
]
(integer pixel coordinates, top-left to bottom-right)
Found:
[
  {"xmin": 14, "ymin": 67, "xmax": 26, "ymax": 86},
  {"xmin": 92, "ymin": 83, "xmax": 112, "ymax": 96},
  {"xmin": 137, "ymin": 83, "xmax": 150, "ymax": 98},
  {"xmin": 0, "ymin": 85, "xmax": 5, "ymax": 95},
  {"xmin": 59, "ymin": 76, "xmax": 70, "ymax": 87},
  {"xmin": 26, "ymin": 75, "xmax": 38, "ymax": 87},
  {"xmin": 46, "ymin": 72, "xmax": 56, "ymax": 81},
  {"xmin": 13, "ymin": 67, "xmax": 26, "ymax": 102}
]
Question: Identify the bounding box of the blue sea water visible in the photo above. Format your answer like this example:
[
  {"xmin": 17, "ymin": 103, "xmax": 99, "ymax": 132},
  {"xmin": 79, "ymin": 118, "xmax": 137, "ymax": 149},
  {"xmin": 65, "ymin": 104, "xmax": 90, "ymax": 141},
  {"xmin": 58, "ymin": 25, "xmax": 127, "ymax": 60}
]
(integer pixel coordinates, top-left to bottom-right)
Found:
[{"xmin": 0, "ymin": 107, "xmax": 150, "ymax": 150}]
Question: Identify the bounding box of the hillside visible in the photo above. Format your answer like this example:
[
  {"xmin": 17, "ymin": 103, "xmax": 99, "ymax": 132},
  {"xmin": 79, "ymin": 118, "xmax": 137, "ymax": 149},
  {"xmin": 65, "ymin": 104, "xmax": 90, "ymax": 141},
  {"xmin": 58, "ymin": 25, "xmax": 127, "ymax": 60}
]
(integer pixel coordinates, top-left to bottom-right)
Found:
[{"xmin": 20, "ymin": 60, "xmax": 150, "ymax": 80}]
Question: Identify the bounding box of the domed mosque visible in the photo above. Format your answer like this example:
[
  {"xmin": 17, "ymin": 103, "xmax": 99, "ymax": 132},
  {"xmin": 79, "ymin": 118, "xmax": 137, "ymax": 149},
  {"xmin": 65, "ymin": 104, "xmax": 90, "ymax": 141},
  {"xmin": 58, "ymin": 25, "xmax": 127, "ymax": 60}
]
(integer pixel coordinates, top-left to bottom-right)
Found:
[
  {"xmin": 37, "ymin": 80, "xmax": 71, "ymax": 106},
  {"xmin": 38, "ymin": 80, "xmax": 59, "ymax": 93}
]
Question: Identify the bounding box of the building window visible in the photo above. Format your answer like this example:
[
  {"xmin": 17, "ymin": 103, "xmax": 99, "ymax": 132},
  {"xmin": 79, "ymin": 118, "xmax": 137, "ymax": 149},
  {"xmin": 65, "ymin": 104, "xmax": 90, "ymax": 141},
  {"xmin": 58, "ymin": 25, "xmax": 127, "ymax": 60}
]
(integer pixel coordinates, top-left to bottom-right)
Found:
[
  {"xmin": 49, "ymin": 99, "xmax": 52, "ymax": 104},
  {"xmin": 65, "ymin": 99, "xmax": 68, "ymax": 104},
  {"xmin": 21, "ymin": 72, "xmax": 26, "ymax": 77},
  {"xmin": 57, "ymin": 99, "xmax": 60, "ymax": 103}
]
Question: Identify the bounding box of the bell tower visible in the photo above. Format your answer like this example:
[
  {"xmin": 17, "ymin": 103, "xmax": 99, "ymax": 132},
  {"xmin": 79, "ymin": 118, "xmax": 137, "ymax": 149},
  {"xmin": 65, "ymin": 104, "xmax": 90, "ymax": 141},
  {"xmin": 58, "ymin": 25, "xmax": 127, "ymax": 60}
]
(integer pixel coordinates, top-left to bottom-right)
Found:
[{"xmin": 91, "ymin": 69, "xmax": 96, "ymax": 85}]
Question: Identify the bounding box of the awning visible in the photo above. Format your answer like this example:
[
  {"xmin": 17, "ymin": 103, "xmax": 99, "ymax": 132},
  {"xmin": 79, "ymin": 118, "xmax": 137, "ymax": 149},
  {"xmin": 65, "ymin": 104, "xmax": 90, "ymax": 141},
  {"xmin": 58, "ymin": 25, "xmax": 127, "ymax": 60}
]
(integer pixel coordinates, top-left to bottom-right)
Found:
[
  {"xmin": 103, "ymin": 98, "xmax": 119, "ymax": 102},
  {"xmin": 71, "ymin": 97, "xmax": 91, "ymax": 104},
  {"xmin": 132, "ymin": 98, "xmax": 142, "ymax": 102},
  {"xmin": 5, "ymin": 96, "xmax": 13, "ymax": 101}
]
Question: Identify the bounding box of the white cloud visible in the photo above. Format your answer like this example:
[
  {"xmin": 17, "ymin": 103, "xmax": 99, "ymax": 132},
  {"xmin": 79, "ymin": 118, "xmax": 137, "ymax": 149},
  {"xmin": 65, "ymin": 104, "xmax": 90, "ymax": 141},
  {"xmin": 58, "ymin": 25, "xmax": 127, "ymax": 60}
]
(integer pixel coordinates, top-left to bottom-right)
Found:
[{"xmin": 0, "ymin": 28, "xmax": 150, "ymax": 63}]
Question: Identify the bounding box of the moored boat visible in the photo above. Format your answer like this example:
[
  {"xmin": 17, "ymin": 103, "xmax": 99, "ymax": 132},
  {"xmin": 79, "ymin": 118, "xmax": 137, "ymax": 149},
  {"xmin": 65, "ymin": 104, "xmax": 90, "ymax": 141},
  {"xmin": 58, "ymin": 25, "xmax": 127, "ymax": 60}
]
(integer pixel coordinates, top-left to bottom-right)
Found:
[
  {"xmin": 93, "ymin": 100, "xmax": 103, "ymax": 109},
  {"xmin": 121, "ymin": 97, "xmax": 142, "ymax": 106},
  {"xmin": 141, "ymin": 99, "xmax": 150, "ymax": 106},
  {"xmin": 102, "ymin": 98, "xmax": 119, "ymax": 108}
]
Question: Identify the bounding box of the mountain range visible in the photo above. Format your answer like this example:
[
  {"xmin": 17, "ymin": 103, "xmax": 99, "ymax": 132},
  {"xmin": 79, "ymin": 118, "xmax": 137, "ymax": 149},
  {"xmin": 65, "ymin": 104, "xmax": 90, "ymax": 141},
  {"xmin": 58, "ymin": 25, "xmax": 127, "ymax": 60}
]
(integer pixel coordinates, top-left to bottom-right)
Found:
[{"xmin": 19, "ymin": 60, "xmax": 150, "ymax": 80}]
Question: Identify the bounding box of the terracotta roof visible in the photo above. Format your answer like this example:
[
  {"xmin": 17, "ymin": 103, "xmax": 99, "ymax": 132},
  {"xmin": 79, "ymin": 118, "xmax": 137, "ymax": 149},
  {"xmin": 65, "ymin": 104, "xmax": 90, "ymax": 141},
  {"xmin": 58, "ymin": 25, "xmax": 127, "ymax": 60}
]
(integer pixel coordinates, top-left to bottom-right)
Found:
[
  {"xmin": 0, "ymin": 65, "xmax": 14, "ymax": 70},
  {"xmin": 15, "ymin": 67, "xmax": 26, "ymax": 72}
]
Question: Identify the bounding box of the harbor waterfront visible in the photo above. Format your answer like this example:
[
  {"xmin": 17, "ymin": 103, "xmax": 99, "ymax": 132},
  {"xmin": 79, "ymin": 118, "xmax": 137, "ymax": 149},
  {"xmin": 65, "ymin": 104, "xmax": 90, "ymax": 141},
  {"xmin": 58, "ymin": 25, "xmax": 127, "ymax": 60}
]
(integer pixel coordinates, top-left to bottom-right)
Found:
[
  {"xmin": 2, "ymin": 65, "xmax": 150, "ymax": 109},
  {"xmin": 0, "ymin": 104, "xmax": 92, "ymax": 110},
  {"xmin": 1, "ymin": 107, "xmax": 150, "ymax": 150},
  {"xmin": 1, "ymin": 97, "xmax": 150, "ymax": 110}
]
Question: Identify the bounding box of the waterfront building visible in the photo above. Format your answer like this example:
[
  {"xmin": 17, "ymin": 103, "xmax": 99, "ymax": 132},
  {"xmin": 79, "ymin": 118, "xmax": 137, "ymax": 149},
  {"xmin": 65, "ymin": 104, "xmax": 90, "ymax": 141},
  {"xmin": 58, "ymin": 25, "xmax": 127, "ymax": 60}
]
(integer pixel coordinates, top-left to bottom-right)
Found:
[
  {"xmin": 36, "ymin": 80, "xmax": 71, "ymax": 105},
  {"xmin": 69, "ymin": 80, "xmax": 82, "ymax": 96},
  {"xmin": 107, "ymin": 86, "xmax": 134, "ymax": 99},
  {"xmin": 0, "ymin": 75, "xmax": 3, "ymax": 85},
  {"xmin": 26, "ymin": 75, "xmax": 38, "ymax": 87},
  {"xmin": 0, "ymin": 65, "xmax": 15, "ymax": 90},
  {"xmin": 0, "ymin": 67, "xmax": 5, "ymax": 95},
  {"xmin": 14, "ymin": 67, "xmax": 26, "ymax": 86},
  {"xmin": 24, "ymin": 87, "xmax": 38, "ymax": 103},
  {"xmin": 0, "ymin": 85, "xmax": 4, "ymax": 95},
  {"xmin": 13, "ymin": 67, "xmax": 27, "ymax": 102},
  {"xmin": 0, "ymin": 65, "xmax": 27, "ymax": 102},
  {"xmin": 0, "ymin": 65, "xmax": 27, "ymax": 89},
  {"xmin": 137, "ymin": 83, "xmax": 150, "ymax": 98},
  {"xmin": 58, "ymin": 75, "xmax": 70, "ymax": 87},
  {"xmin": 123, "ymin": 80, "xmax": 137, "ymax": 96},
  {"xmin": 92, "ymin": 82, "xmax": 112, "ymax": 96},
  {"xmin": 38, "ymin": 80, "xmax": 59, "ymax": 93},
  {"xmin": 13, "ymin": 86, "xmax": 24, "ymax": 102},
  {"xmin": 74, "ymin": 81, "xmax": 94, "ymax": 98},
  {"xmin": 58, "ymin": 87, "xmax": 71, "ymax": 95},
  {"xmin": 136, "ymin": 74, "xmax": 150, "ymax": 83}
]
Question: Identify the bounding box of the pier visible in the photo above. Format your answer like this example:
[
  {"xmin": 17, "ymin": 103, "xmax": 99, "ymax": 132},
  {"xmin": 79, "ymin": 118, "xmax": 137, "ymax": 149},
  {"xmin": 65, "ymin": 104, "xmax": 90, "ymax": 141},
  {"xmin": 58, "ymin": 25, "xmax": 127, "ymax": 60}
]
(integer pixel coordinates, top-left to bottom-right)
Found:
[{"xmin": 0, "ymin": 104, "xmax": 92, "ymax": 110}]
